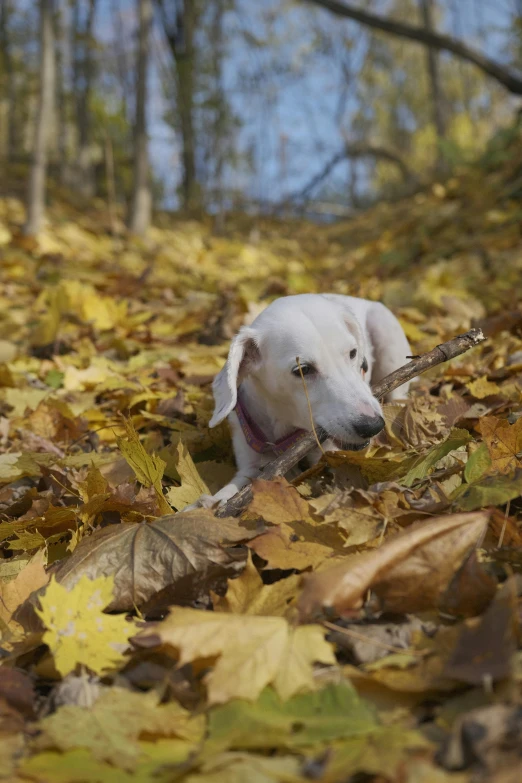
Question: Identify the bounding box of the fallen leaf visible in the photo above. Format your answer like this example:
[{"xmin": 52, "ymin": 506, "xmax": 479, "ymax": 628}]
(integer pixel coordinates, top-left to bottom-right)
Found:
[
  {"xmin": 134, "ymin": 607, "xmax": 335, "ymax": 704},
  {"xmin": 0, "ymin": 452, "xmax": 41, "ymax": 485},
  {"xmin": 54, "ymin": 512, "xmax": 254, "ymax": 612},
  {"xmin": 478, "ymin": 416, "xmax": 522, "ymax": 474},
  {"xmin": 247, "ymin": 519, "xmax": 343, "ymax": 572},
  {"xmin": 31, "ymin": 687, "xmax": 205, "ymax": 770},
  {"xmin": 20, "ymin": 749, "xmax": 132, "ymax": 783},
  {"xmin": 454, "ymin": 470, "xmax": 522, "ymax": 511},
  {"xmin": 206, "ymin": 682, "xmax": 377, "ymax": 750},
  {"xmin": 0, "ymin": 733, "xmax": 25, "ymax": 782},
  {"xmin": 298, "ymin": 511, "xmax": 491, "ymax": 618},
  {"xmin": 0, "ymin": 549, "xmax": 48, "ymax": 630},
  {"xmin": 36, "ymin": 575, "xmax": 136, "ymax": 676},
  {"xmin": 437, "ymin": 703, "xmax": 522, "ymax": 775},
  {"xmin": 311, "ymin": 492, "xmax": 385, "ymax": 547},
  {"xmin": 464, "ymin": 442, "xmax": 492, "ymax": 483},
  {"xmin": 165, "ymin": 441, "xmax": 210, "ymax": 510},
  {"xmin": 117, "ymin": 417, "xmax": 172, "ymax": 515},
  {"xmin": 442, "ymin": 579, "xmax": 517, "ymax": 685},
  {"xmin": 247, "ymin": 477, "xmax": 314, "ymax": 523},
  {"xmin": 401, "ymin": 428, "xmax": 471, "ymax": 487},
  {"xmin": 466, "ymin": 376, "xmax": 501, "ymax": 399},
  {"xmin": 213, "ymin": 552, "xmax": 300, "ymax": 616},
  {"xmin": 185, "ymin": 752, "xmax": 302, "ymax": 783},
  {"xmin": 322, "ymin": 725, "xmax": 431, "ymax": 782},
  {"xmin": 0, "ymin": 668, "xmax": 35, "ymax": 719}
]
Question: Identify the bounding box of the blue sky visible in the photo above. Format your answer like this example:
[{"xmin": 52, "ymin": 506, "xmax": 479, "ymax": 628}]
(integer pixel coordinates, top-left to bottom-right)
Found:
[{"xmin": 95, "ymin": 0, "xmax": 520, "ymax": 209}]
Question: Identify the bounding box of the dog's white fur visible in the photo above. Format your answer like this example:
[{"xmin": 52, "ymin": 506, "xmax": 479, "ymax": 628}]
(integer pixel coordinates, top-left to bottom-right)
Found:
[{"xmin": 198, "ymin": 294, "xmax": 411, "ymax": 508}]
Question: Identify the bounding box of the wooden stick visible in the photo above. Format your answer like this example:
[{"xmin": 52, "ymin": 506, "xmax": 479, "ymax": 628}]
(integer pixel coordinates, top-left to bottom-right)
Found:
[{"xmin": 216, "ymin": 327, "xmax": 486, "ymax": 518}]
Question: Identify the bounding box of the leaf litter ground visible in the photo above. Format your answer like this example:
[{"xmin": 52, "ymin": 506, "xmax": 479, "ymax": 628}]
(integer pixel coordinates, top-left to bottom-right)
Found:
[{"xmin": 1, "ymin": 130, "xmax": 522, "ymax": 782}]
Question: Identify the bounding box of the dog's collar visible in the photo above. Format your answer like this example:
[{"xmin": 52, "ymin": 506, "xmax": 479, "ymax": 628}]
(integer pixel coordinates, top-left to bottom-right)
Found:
[{"xmin": 234, "ymin": 393, "xmax": 307, "ymax": 456}]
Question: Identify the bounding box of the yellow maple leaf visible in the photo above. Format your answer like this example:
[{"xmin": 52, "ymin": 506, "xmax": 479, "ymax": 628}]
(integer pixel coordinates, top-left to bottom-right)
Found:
[
  {"xmin": 117, "ymin": 418, "xmax": 172, "ymax": 515},
  {"xmin": 466, "ymin": 376, "xmax": 501, "ymax": 399},
  {"xmin": 213, "ymin": 552, "xmax": 300, "ymax": 616},
  {"xmin": 136, "ymin": 607, "xmax": 335, "ymax": 704},
  {"xmin": 478, "ymin": 416, "xmax": 522, "ymax": 475},
  {"xmin": 77, "ymin": 464, "xmax": 109, "ymax": 503},
  {"xmin": 36, "ymin": 575, "xmax": 136, "ymax": 676},
  {"xmin": 166, "ymin": 441, "xmax": 209, "ymax": 510}
]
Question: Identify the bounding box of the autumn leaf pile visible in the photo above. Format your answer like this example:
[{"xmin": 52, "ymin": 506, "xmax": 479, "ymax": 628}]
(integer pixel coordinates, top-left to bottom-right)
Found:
[{"xmin": 1, "ymin": 127, "xmax": 522, "ymax": 783}]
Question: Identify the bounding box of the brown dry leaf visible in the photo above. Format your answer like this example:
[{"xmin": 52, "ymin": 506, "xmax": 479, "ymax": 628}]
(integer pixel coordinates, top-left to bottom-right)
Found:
[
  {"xmin": 248, "ymin": 519, "xmax": 345, "ymax": 571},
  {"xmin": 310, "ymin": 492, "xmax": 385, "ymax": 547},
  {"xmin": 247, "ymin": 477, "xmax": 314, "ymax": 524},
  {"xmin": 345, "ymin": 624, "xmax": 463, "ymax": 697},
  {"xmin": 0, "ymin": 549, "xmax": 48, "ymax": 632},
  {"xmin": 298, "ymin": 511, "xmax": 491, "ymax": 619},
  {"xmin": 213, "ymin": 552, "xmax": 300, "ymax": 616},
  {"xmin": 442, "ymin": 578, "xmax": 517, "ymax": 685},
  {"xmin": 478, "ymin": 416, "xmax": 522, "ymax": 474},
  {"xmin": 27, "ymin": 399, "xmax": 86, "ymax": 442},
  {"xmin": 53, "ymin": 511, "xmax": 255, "ymax": 612},
  {"xmin": 0, "ymin": 668, "xmax": 35, "ymax": 719}
]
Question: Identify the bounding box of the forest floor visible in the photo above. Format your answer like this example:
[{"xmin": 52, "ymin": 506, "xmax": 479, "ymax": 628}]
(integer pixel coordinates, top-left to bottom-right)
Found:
[{"xmin": 1, "ymin": 124, "xmax": 522, "ymax": 783}]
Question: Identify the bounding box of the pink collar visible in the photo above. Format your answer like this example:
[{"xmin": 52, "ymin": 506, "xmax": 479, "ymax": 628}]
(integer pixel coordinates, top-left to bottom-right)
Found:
[{"xmin": 235, "ymin": 392, "xmax": 307, "ymax": 456}]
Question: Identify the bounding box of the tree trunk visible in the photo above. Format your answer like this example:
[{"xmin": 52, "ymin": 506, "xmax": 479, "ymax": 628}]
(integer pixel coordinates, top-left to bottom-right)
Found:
[
  {"xmin": 54, "ymin": 0, "xmax": 68, "ymax": 182},
  {"xmin": 24, "ymin": 0, "xmax": 55, "ymax": 236},
  {"xmin": 128, "ymin": 0, "xmax": 152, "ymax": 234},
  {"xmin": 156, "ymin": 0, "xmax": 199, "ymax": 211},
  {"xmin": 175, "ymin": 0, "xmax": 197, "ymax": 211},
  {"xmin": 0, "ymin": 0, "xmax": 17, "ymax": 160},
  {"xmin": 305, "ymin": 0, "xmax": 522, "ymax": 95},
  {"xmin": 419, "ymin": 0, "xmax": 446, "ymax": 174},
  {"xmin": 75, "ymin": 0, "xmax": 97, "ymax": 197}
]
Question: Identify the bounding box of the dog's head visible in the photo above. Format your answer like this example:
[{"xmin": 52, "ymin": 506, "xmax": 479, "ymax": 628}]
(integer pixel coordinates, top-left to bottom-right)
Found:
[{"xmin": 209, "ymin": 294, "xmax": 384, "ymax": 448}]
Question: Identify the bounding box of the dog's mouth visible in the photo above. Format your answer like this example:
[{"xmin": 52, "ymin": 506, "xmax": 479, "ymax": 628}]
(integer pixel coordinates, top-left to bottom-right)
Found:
[
  {"xmin": 329, "ymin": 436, "xmax": 370, "ymax": 452},
  {"xmin": 314, "ymin": 426, "xmax": 370, "ymax": 452}
]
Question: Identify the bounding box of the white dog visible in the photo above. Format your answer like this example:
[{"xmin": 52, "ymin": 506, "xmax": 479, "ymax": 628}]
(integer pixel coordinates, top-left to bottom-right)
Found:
[{"xmin": 200, "ymin": 294, "xmax": 411, "ymax": 507}]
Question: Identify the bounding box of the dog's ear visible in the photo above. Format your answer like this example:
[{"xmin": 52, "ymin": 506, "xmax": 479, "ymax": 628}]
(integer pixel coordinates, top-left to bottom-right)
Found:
[{"xmin": 209, "ymin": 327, "xmax": 261, "ymax": 427}]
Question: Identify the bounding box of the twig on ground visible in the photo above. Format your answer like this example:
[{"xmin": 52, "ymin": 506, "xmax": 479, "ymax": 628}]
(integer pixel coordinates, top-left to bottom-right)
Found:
[{"xmin": 216, "ymin": 327, "xmax": 486, "ymax": 518}]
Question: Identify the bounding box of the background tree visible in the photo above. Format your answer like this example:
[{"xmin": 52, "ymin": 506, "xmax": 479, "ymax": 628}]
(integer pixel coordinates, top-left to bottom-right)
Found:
[
  {"xmin": 24, "ymin": 0, "xmax": 55, "ymax": 236},
  {"xmin": 0, "ymin": 0, "xmax": 519, "ymax": 227},
  {"xmin": 419, "ymin": 0, "xmax": 446, "ymax": 173},
  {"xmin": 156, "ymin": 0, "xmax": 199, "ymax": 211},
  {"xmin": 0, "ymin": 0, "xmax": 16, "ymax": 161},
  {"xmin": 128, "ymin": 0, "xmax": 152, "ymax": 234},
  {"xmin": 73, "ymin": 0, "xmax": 97, "ymax": 197}
]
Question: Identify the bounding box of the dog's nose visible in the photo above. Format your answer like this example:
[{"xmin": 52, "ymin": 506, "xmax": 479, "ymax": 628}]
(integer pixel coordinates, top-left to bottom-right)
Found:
[{"xmin": 352, "ymin": 414, "xmax": 385, "ymax": 439}]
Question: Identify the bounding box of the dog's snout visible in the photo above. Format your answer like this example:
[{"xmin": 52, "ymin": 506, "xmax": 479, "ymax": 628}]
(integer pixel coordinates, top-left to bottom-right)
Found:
[{"xmin": 352, "ymin": 414, "xmax": 385, "ymax": 439}]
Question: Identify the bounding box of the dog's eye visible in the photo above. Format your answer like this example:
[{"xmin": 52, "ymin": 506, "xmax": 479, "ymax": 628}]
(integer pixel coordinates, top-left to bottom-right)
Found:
[
  {"xmin": 350, "ymin": 348, "xmax": 357, "ymax": 360},
  {"xmin": 292, "ymin": 363, "xmax": 315, "ymax": 377}
]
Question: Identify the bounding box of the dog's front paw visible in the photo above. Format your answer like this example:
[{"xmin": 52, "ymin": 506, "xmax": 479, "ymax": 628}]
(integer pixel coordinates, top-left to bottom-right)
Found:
[{"xmin": 183, "ymin": 494, "xmax": 218, "ymax": 511}]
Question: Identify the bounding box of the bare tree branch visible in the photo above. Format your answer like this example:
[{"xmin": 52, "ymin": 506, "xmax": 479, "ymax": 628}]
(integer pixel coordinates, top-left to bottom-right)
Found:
[
  {"xmin": 304, "ymin": 0, "xmax": 522, "ymax": 96},
  {"xmin": 295, "ymin": 143, "xmax": 418, "ymax": 203}
]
